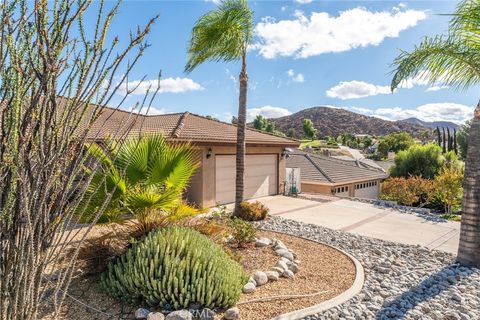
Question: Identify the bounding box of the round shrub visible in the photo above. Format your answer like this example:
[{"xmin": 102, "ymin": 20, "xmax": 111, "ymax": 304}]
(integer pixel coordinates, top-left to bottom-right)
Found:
[
  {"xmin": 238, "ymin": 201, "xmax": 269, "ymax": 221},
  {"xmin": 100, "ymin": 226, "xmax": 248, "ymax": 309}
]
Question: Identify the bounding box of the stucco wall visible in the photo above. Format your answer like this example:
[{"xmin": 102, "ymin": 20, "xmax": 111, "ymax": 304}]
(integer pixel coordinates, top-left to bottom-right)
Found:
[
  {"xmin": 301, "ymin": 179, "xmax": 384, "ymax": 199},
  {"xmin": 186, "ymin": 145, "xmax": 286, "ymax": 208}
]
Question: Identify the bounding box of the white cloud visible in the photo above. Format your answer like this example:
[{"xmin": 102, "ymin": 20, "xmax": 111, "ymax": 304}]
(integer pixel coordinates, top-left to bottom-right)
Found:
[
  {"xmin": 119, "ymin": 77, "xmax": 203, "ymax": 95},
  {"xmin": 130, "ymin": 106, "xmax": 168, "ymax": 115},
  {"xmin": 326, "ymin": 81, "xmax": 391, "ymax": 100},
  {"xmin": 247, "ymin": 105, "xmax": 293, "ymax": 122},
  {"xmin": 348, "ymin": 103, "xmax": 474, "ymax": 124},
  {"xmin": 287, "ymin": 69, "xmax": 305, "ymax": 83},
  {"xmin": 425, "ymin": 85, "xmax": 449, "ymax": 92},
  {"xmin": 253, "ymin": 7, "xmax": 426, "ymax": 59},
  {"xmin": 295, "ymin": 0, "xmax": 313, "ymax": 4}
]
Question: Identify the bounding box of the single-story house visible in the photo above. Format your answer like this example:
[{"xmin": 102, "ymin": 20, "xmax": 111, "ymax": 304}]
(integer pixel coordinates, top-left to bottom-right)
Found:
[
  {"xmin": 286, "ymin": 151, "xmax": 388, "ymax": 199},
  {"xmin": 87, "ymin": 106, "xmax": 299, "ymax": 207}
]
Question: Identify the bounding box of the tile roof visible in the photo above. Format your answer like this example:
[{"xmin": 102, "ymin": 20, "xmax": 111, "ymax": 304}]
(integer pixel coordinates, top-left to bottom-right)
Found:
[
  {"xmin": 84, "ymin": 104, "xmax": 298, "ymax": 146},
  {"xmin": 287, "ymin": 151, "xmax": 388, "ymax": 185}
]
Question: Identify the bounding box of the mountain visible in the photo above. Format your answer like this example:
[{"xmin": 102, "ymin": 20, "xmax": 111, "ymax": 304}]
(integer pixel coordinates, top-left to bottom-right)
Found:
[
  {"xmin": 396, "ymin": 117, "xmax": 459, "ymax": 130},
  {"xmin": 267, "ymin": 106, "xmax": 430, "ymax": 138}
]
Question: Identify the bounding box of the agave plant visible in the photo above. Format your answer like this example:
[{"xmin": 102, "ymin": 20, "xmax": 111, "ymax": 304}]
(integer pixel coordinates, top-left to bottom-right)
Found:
[{"xmin": 78, "ymin": 134, "xmax": 199, "ymax": 227}]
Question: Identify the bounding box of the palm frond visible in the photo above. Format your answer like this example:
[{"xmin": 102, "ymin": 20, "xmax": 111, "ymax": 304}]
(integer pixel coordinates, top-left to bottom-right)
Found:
[
  {"xmin": 451, "ymin": 0, "xmax": 480, "ymax": 48},
  {"xmin": 185, "ymin": 0, "xmax": 253, "ymax": 73},
  {"xmin": 391, "ymin": 35, "xmax": 480, "ymax": 92}
]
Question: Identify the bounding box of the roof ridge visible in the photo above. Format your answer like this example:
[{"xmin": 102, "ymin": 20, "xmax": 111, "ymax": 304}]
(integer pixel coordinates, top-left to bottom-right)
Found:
[
  {"xmin": 308, "ymin": 152, "xmax": 381, "ymax": 173},
  {"xmin": 172, "ymin": 112, "xmax": 189, "ymax": 138},
  {"xmin": 305, "ymin": 153, "xmax": 334, "ymax": 183}
]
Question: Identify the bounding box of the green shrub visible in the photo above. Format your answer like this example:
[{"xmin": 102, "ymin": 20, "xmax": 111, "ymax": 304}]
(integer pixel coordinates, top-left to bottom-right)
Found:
[
  {"xmin": 100, "ymin": 226, "xmax": 248, "ymax": 309},
  {"xmin": 390, "ymin": 144, "xmax": 444, "ymax": 179},
  {"xmin": 239, "ymin": 201, "xmax": 269, "ymax": 221},
  {"xmin": 228, "ymin": 217, "xmax": 256, "ymax": 247}
]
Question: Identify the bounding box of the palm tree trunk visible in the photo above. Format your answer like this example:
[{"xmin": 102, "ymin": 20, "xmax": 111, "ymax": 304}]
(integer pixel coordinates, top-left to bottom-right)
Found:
[
  {"xmin": 457, "ymin": 101, "xmax": 480, "ymax": 267},
  {"xmin": 233, "ymin": 50, "xmax": 248, "ymax": 216}
]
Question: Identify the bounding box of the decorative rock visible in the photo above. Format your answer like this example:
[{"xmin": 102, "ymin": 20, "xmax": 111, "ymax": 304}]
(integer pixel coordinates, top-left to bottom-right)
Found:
[
  {"xmin": 286, "ymin": 261, "xmax": 299, "ymax": 273},
  {"xmin": 255, "ymin": 237, "xmax": 272, "ymax": 247},
  {"xmin": 275, "ymin": 260, "xmax": 288, "ymax": 271},
  {"xmin": 147, "ymin": 312, "xmax": 165, "ymax": 320},
  {"xmin": 243, "ymin": 282, "xmax": 256, "ymax": 293},
  {"xmin": 275, "ymin": 248, "xmax": 294, "ymax": 261},
  {"xmin": 247, "ymin": 276, "xmax": 257, "ymax": 286},
  {"xmin": 282, "ymin": 269, "xmax": 295, "ymax": 278},
  {"xmin": 271, "ymin": 266, "xmax": 284, "ymax": 274},
  {"xmin": 165, "ymin": 310, "xmax": 192, "ymax": 320},
  {"xmin": 224, "ymin": 307, "xmax": 240, "ymax": 320},
  {"xmin": 253, "ymin": 271, "xmax": 268, "ymax": 286},
  {"xmin": 265, "ymin": 270, "xmax": 280, "ymax": 281},
  {"xmin": 135, "ymin": 308, "xmax": 151, "ymax": 319}
]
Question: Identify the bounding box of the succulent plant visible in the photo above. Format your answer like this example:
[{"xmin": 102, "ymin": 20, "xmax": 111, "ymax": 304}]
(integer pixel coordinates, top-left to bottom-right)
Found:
[{"xmin": 100, "ymin": 226, "xmax": 248, "ymax": 309}]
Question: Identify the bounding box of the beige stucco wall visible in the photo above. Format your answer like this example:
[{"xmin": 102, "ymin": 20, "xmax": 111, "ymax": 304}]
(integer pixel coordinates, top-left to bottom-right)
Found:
[{"xmin": 186, "ymin": 145, "xmax": 286, "ymax": 208}]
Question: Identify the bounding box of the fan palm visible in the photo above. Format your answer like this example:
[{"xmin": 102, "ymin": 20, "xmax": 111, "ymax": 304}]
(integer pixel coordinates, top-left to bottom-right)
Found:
[
  {"xmin": 391, "ymin": 0, "xmax": 480, "ymax": 267},
  {"xmin": 185, "ymin": 0, "xmax": 253, "ymax": 215},
  {"xmin": 78, "ymin": 135, "xmax": 199, "ymax": 227}
]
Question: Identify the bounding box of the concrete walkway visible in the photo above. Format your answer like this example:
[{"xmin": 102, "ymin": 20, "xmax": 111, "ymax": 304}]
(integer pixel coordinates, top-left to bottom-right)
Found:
[{"xmin": 255, "ymin": 195, "xmax": 460, "ymax": 254}]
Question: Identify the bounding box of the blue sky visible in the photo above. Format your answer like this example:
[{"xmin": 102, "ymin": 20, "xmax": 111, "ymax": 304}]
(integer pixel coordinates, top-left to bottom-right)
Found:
[{"xmin": 104, "ymin": 0, "xmax": 477, "ymax": 124}]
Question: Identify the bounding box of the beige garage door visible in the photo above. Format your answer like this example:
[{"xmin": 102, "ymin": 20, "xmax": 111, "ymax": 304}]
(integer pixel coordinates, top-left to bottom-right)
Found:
[
  {"xmin": 215, "ymin": 154, "xmax": 278, "ymax": 205},
  {"xmin": 354, "ymin": 181, "xmax": 379, "ymax": 199}
]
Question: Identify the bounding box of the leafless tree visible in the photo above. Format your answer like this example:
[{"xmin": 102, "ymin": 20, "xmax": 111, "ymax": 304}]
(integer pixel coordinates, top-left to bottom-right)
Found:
[{"xmin": 0, "ymin": 1, "xmax": 159, "ymax": 319}]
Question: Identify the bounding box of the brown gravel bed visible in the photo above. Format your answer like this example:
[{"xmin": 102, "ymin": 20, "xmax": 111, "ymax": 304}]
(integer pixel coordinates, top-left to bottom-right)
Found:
[
  {"xmin": 234, "ymin": 230, "xmax": 355, "ymax": 320},
  {"xmin": 39, "ymin": 228, "xmax": 356, "ymax": 320}
]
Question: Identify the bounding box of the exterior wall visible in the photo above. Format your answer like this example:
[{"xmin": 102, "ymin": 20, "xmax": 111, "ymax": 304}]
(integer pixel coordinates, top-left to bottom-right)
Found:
[
  {"xmin": 187, "ymin": 145, "xmax": 286, "ymax": 208},
  {"xmin": 301, "ymin": 179, "xmax": 384, "ymax": 199}
]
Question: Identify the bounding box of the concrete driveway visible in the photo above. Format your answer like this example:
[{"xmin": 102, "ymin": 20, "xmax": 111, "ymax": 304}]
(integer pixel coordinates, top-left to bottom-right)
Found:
[{"xmin": 255, "ymin": 195, "xmax": 460, "ymax": 254}]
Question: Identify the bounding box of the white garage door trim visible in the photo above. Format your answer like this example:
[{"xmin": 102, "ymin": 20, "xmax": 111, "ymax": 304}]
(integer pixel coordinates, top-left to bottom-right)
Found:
[
  {"xmin": 215, "ymin": 154, "xmax": 278, "ymax": 205},
  {"xmin": 354, "ymin": 181, "xmax": 379, "ymax": 199}
]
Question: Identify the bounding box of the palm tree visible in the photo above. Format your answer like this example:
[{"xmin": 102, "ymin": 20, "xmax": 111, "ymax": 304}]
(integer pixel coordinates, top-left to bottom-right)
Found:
[
  {"xmin": 185, "ymin": 0, "xmax": 253, "ymax": 216},
  {"xmin": 390, "ymin": 0, "xmax": 480, "ymax": 267},
  {"xmin": 79, "ymin": 135, "xmax": 199, "ymax": 228}
]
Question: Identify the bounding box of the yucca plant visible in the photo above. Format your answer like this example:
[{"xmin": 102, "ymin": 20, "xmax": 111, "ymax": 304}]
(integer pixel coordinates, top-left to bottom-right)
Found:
[
  {"xmin": 78, "ymin": 134, "xmax": 199, "ymax": 227},
  {"xmin": 101, "ymin": 226, "xmax": 248, "ymax": 309}
]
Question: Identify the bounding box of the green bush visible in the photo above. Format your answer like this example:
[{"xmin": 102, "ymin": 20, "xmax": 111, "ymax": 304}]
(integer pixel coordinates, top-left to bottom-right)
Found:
[
  {"xmin": 239, "ymin": 201, "xmax": 269, "ymax": 221},
  {"xmin": 228, "ymin": 217, "xmax": 256, "ymax": 247},
  {"xmin": 390, "ymin": 144, "xmax": 445, "ymax": 179},
  {"xmin": 100, "ymin": 226, "xmax": 248, "ymax": 309}
]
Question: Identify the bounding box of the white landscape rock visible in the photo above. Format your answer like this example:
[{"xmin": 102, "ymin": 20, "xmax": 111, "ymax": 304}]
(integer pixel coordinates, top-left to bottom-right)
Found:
[
  {"xmin": 255, "ymin": 237, "xmax": 272, "ymax": 247},
  {"xmin": 271, "ymin": 266, "xmax": 285, "ymax": 274},
  {"xmin": 243, "ymin": 282, "xmax": 256, "ymax": 293},
  {"xmin": 147, "ymin": 312, "xmax": 165, "ymax": 320},
  {"xmin": 135, "ymin": 308, "xmax": 151, "ymax": 319},
  {"xmin": 287, "ymin": 261, "xmax": 299, "ymax": 273},
  {"xmin": 224, "ymin": 307, "xmax": 240, "ymax": 320},
  {"xmin": 282, "ymin": 269, "xmax": 295, "ymax": 279},
  {"xmin": 265, "ymin": 270, "xmax": 280, "ymax": 281},
  {"xmin": 275, "ymin": 260, "xmax": 288, "ymax": 271},
  {"xmin": 165, "ymin": 310, "xmax": 192, "ymax": 320},
  {"xmin": 247, "ymin": 276, "xmax": 257, "ymax": 286},
  {"xmin": 253, "ymin": 271, "xmax": 268, "ymax": 286},
  {"xmin": 275, "ymin": 248, "xmax": 294, "ymax": 261}
]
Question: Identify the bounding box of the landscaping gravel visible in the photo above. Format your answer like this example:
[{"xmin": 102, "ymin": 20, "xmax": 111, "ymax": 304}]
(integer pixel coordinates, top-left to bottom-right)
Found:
[{"xmin": 255, "ymin": 216, "xmax": 480, "ymax": 320}]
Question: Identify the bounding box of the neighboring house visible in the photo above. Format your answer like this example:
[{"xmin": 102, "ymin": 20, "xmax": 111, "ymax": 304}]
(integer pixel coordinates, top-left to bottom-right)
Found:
[
  {"xmin": 286, "ymin": 151, "xmax": 388, "ymax": 199},
  {"xmin": 86, "ymin": 106, "xmax": 299, "ymax": 207}
]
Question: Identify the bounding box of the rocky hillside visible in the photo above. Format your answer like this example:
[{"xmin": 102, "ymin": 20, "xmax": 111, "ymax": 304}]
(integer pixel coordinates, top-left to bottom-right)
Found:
[
  {"xmin": 269, "ymin": 106, "xmax": 430, "ymax": 138},
  {"xmin": 396, "ymin": 117, "xmax": 459, "ymax": 130}
]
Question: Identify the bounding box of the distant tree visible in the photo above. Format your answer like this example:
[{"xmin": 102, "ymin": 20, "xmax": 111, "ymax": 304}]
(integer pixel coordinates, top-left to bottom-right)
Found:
[
  {"xmin": 436, "ymin": 126, "xmax": 442, "ymax": 146},
  {"xmin": 265, "ymin": 121, "xmax": 275, "ymax": 133},
  {"xmin": 287, "ymin": 128, "xmax": 296, "ymax": 138},
  {"xmin": 206, "ymin": 115, "xmax": 219, "ymax": 121},
  {"xmin": 302, "ymin": 118, "xmax": 317, "ymax": 140},
  {"xmin": 457, "ymin": 119, "xmax": 472, "ymax": 160},
  {"xmin": 442, "ymin": 128, "xmax": 447, "ymax": 154},
  {"xmin": 419, "ymin": 130, "xmax": 432, "ymax": 144},
  {"xmin": 362, "ymin": 136, "xmax": 373, "ymax": 149},
  {"xmin": 231, "ymin": 116, "xmax": 238, "ymax": 124},
  {"xmin": 453, "ymin": 128, "xmax": 458, "ymax": 154},
  {"xmin": 253, "ymin": 115, "xmax": 267, "ymax": 130},
  {"xmin": 378, "ymin": 132, "xmax": 415, "ymax": 158},
  {"xmin": 390, "ymin": 144, "xmax": 445, "ymax": 179}
]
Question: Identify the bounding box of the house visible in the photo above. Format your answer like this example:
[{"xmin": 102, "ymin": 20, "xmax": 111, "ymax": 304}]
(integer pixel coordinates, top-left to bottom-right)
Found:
[
  {"xmin": 286, "ymin": 151, "xmax": 388, "ymax": 199},
  {"xmin": 86, "ymin": 106, "xmax": 299, "ymax": 207}
]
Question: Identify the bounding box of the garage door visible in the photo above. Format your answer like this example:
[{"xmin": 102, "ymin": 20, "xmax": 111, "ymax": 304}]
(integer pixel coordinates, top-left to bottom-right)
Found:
[
  {"xmin": 215, "ymin": 154, "xmax": 278, "ymax": 205},
  {"xmin": 354, "ymin": 181, "xmax": 379, "ymax": 199}
]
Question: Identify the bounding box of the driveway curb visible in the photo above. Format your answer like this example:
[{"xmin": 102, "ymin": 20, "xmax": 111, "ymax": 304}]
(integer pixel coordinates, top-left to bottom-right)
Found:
[{"xmin": 257, "ymin": 229, "xmax": 365, "ymax": 320}]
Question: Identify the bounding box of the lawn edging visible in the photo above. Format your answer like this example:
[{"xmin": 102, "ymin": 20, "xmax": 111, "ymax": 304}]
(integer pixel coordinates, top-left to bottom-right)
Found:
[{"xmin": 257, "ymin": 228, "xmax": 365, "ymax": 320}]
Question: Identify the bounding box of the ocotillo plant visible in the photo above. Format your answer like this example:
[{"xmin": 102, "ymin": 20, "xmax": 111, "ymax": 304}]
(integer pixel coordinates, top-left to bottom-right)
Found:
[{"xmin": 0, "ymin": 1, "xmax": 159, "ymax": 319}]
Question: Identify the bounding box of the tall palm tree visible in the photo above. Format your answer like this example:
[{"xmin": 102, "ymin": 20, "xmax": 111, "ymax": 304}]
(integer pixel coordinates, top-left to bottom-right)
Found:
[
  {"xmin": 391, "ymin": 0, "xmax": 480, "ymax": 267},
  {"xmin": 185, "ymin": 0, "xmax": 253, "ymax": 216}
]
